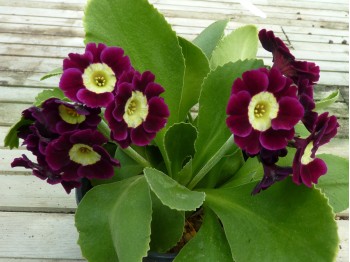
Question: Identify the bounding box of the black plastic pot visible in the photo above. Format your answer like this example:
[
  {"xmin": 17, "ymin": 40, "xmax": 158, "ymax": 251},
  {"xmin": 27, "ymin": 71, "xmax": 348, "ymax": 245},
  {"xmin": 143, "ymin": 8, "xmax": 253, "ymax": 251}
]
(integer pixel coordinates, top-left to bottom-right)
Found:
[{"xmin": 75, "ymin": 179, "xmax": 177, "ymax": 262}]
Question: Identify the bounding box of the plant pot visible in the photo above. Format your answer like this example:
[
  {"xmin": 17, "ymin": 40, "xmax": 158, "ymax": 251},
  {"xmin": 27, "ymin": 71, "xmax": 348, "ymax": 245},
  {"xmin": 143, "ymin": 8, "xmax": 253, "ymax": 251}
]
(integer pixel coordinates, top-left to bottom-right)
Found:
[{"xmin": 75, "ymin": 179, "xmax": 177, "ymax": 262}]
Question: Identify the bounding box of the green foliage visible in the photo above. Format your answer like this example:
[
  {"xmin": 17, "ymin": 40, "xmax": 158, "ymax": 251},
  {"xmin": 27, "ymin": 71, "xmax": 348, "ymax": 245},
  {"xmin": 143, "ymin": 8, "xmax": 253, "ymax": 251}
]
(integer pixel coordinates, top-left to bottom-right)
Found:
[
  {"xmin": 4, "ymin": 118, "xmax": 33, "ymax": 149},
  {"xmin": 192, "ymin": 19, "xmax": 229, "ymax": 59},
  {"xmin": 34, "ymin": 88, "xmax": 67, "ymax": 106},
  {"xmin": 174, "ymin": 208, "xmax": 233, "ymax": 262},
  {"xmin": 205, "ymin": 179, "xmax": 339, "ymax": 262},
  {"xmin": 40, "ymin": 67, "xmax": 63, "ymax": 81},
  {"xmin": 144, "ymin": 168, "xmax": 205, "ymax": 211},
  {"xmin": 210, "ymin": 25, "xmax": 259, "ymax": 69},
  {"xmin": 84, "ymin": 0, "xmax": 185, "ymax": 129},
  {"xmin": 315, "ymin": 90, "xmax": 339, "ymax": 111},
  {"xmin": 75, "ymin": 176, "xmax": 152, "ymax": 262},
  {"xmin": 164, "ymin": 123, "xmax": 197, "ymax": 178},
  {"xmin": 150, "ymin": 193, "xmax": 185, "ymax": 253},
  {"xmin": 192, "ymin": 59, "xmax": 264, "ymax": 176},
  {"xmin": 316, "ymin": 154, "xmax": 349, "ymax": 213}
]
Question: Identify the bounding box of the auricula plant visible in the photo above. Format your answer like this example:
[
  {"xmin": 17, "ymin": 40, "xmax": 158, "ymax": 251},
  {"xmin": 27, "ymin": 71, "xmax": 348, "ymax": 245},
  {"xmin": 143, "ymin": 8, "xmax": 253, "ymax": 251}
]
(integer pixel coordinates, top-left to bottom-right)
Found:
[{"xmin": 4, "ymin": 0, "xmax": 348, "ymax": 261}]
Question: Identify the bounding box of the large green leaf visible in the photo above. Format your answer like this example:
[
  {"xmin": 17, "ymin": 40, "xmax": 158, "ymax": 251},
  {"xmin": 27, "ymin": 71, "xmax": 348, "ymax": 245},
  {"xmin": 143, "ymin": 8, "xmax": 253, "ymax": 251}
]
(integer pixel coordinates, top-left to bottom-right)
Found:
[
  {"xmin": 316, "ymin": 154, "xmax": 349, "ymax": 213},
  {"xmin": 205, "ymin": 179, "xmax": 339, "ymax": 262},
  {"xmin": 84, "ymin": 0, "xmax": 185, "ymax": 127},
  {"xmin": 210, "ymin": 25, "xmax": 258, "ymax": 69},
  {"xmin": 178, "ymin": 37, "xmax": 210, "ymax": 121},
  {"xmin": 193, "ymin": 19, "xmax": 229, "ymax": 59},
  {"xmin": 150, "ymin": 193, "xmax": 185, "ymax": 253},
  {"xmin": 164, "ymin": 123, "xmax": 197, "ymax": 177},
  {"xmin": 75, "ymin": 176, "xmax": 152, "ymax": 262},
  {"xmin": 192, "ymin": 59, "xmax": 264, "ymax": 176},
  {"xmin": 144, "ymin": 168, "xmax": 205, "ymax": 211},
  {"xmin": 4, "ymin": 118, "xmax": 33, "ymax": 149},
  {"xmin": 174, "ymin": 208, "xmax": 233, "ymax": 262}
]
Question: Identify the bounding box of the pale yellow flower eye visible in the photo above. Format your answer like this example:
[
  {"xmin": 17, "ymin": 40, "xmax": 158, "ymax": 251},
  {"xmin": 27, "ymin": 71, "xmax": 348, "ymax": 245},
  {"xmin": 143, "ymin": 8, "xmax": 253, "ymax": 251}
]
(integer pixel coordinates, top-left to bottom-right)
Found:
[
  {"xmin": 69, "ymin": 144, "xmax": 101, "ymax": 166},
  {"xmin": 248, "ymin": 92, "xmax": 279, "ymax": 131},
  {"xmin": 82, "ymin": 63, "xmax": 117, "ymax": 94},
  {"xmin": 58, "ymin": 105, "xmax": 86, "ymax": 124},
  {"xmin": 123, "ymin": 91, "xmax": 149, "ymax": 128}
]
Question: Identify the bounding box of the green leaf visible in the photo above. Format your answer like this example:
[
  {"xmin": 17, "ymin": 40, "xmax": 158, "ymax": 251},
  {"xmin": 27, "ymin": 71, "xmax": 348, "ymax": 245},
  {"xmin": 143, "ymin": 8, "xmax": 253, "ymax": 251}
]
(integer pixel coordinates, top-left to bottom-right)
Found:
[
  {"xmin": 178, "ymin": 37, "xmax": 210, "ymax": 120},
  {"xmin": 4, "ymin": 118, "xmax": 33, "ymax": 149},
  {"xmin": 295, "ymin": 123, "xmax": 311, "ymax": 138},
  {"xmin": 175, "ymin": 158, "xmax": 193, "ymax": 186},
  {"xmin": 144, "ymin": 168, "xmax": 205, "ymax": 211},
  {"xmin": 75, "ymin": 176, "xmax": 152, "ymax": 262},
  {"xmin": 205, "ymin": 179, "xmax": 339, "ymax": 262},
  {"xmin": 174, "ymin": 208, "xmax": 233, "ymax": 262},
  {"xmin": 222, "ymin": 157, "xmax": 263, "ymax": 189},
  {"xmin": 150, "ymin": 192, "xmax": 185, "ymax": 253},
  {"xmin": 84, "ymin": 0, "xmax": 185, "ymax": 127},
  {"xmin": 34, "ymin": 88, "xmax": 67, "ymax": 106},
  {"xmin": 40, "ymin": 67, "xmax": 63, "ymax": 81},
  {"xmin": 316, "ymin": 154, "xmax": 349, "ymax": 213},
  {"xmin": 193, "ymin": 59, "xmax": 264, "ymax": 175},
  {"xmin": 193, "ymin": 19, "xmax": 229, "ymax": 59},
  {"xmin": 210, "ymin": 25, "xmax": 259, "ymax": 69},
  {"xmin": 164, "ymin": 123, "xmax": 197, "ymax": 177},
  {"xmin": 197, "ymin": 145, "xmax": 243, "ymax": 188},
  {"xmin": 315, "ymin": 90, "xmax": 339, "ymax": 111}
]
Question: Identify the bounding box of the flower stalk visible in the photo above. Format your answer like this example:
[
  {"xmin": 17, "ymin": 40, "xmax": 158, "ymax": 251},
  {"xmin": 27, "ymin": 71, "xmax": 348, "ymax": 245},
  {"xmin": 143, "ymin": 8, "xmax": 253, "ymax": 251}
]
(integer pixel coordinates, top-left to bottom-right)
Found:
[{"xmin": 188, "ymin": 135, "xmax": 235, "ymax": 190}]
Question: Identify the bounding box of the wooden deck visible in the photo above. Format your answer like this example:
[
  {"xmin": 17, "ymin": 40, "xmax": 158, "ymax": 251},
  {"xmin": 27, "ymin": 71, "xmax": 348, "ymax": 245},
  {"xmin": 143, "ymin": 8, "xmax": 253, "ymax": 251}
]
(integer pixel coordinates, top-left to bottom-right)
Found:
[{"xmin": 0, "ymin": 0, "xmax": 348, "ymax": 261}]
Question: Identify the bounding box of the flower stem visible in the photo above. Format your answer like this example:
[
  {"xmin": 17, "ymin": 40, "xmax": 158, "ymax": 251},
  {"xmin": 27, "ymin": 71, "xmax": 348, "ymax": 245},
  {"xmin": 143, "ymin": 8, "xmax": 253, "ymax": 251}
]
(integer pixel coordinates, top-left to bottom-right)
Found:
[
  {"xmin": 122, "ymin": 146, "xmax": 151, "ymax": 168},
  {"xmin": 187, "ymin": 135, "xmax": 235, "ymax": 190},
  {"xmin": 98, "ymin": 119, "xmax": 151, "ymax": 168}
]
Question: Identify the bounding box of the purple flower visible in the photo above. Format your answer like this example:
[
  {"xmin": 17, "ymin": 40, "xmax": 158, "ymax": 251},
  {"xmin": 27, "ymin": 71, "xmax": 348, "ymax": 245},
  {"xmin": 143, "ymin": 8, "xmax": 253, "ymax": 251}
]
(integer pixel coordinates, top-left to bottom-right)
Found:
[
  {"xmin": 45, "ymin": 129, "xmax": 120, "ymax": 181},
  {"xmin": 259, "ymin": 29, "xmax": 320, "ymax": 84},
  {"xmin": 40, "ymin": 98, "xmax": 101, "ymax": 134},
  {"xmin": 226, "ymin": 67, "xmax": 304, "ymax": 155},
  {"xmin": 12, "ymin": 155, "xmax": 80, "ymax": 194},
  {"xmin": 293, "ymin": 113, "xmax": 339, "ymax": 187},
  {"xmin": 59, "ymin": 43, "xmax": 132, "ymax": 108},
  {"xmin": 105, "ymin": 70, "xmax": 169, "ymax": 148}
]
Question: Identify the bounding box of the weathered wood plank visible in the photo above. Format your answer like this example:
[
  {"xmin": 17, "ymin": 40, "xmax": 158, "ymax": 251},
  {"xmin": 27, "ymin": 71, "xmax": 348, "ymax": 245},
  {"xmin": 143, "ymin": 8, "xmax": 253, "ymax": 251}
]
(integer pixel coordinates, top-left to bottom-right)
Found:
[
  {"xmin": 0, "ymin": 212, "xmax": 83, "ymax": 259},
  {"xmin": 0, "ymin": 175, "xmax": 76, "ymax": 212},
  {"xmin": 0, "ymin": 211, "xmax": 346, "ymax": 260}
]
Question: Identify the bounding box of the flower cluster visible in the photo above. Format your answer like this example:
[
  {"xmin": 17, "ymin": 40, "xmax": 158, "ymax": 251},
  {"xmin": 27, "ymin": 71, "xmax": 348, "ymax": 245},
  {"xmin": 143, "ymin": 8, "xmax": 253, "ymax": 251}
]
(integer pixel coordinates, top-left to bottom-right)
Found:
[
  {"xmin": 226, "ymin": 29, "xmax": 339, "ymax": 194},
  {"xmin": 11, "ymin": 43, "xmax": 169, "ymax": 193}
]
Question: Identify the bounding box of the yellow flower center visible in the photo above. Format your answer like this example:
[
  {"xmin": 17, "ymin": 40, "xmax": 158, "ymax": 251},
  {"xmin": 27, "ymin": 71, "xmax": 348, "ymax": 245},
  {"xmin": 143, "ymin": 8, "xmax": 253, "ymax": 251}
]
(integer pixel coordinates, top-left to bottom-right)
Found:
[
  {"xmin": 123, "ymin": 91, "xmax": 149, "ymax": 128},
  {"xmin": 69, "ymin": 144, "xmax": 101, "ymax": 166},
  {"xmin": 58, "ymin": 104, "xmax": 86, "ymax": 124},
  {"xmin": 248, "ymin": 92, "xmax": 279, "ymax": 131},
  {"xmin": 301, "ymin": 142, "xmax": 314, "ymax": 165},
  {"xmin": 82, "ymin": 63, "xmax": 117, "ymax": 94}
]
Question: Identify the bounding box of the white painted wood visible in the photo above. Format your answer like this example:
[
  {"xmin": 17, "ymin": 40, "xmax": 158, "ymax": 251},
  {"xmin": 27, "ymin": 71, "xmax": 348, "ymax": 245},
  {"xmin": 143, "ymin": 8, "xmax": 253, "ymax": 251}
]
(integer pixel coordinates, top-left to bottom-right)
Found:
[
  {"xmin": 0, "ymin": 175, "xmax": 76, "ymax": 212},
  {"xmin": 337, "ymin": 220, "xmax": 349, "ymax": 262},
  {"xmin": 0, "ymin": 212, "xmax": 83, "ymax": 259}
]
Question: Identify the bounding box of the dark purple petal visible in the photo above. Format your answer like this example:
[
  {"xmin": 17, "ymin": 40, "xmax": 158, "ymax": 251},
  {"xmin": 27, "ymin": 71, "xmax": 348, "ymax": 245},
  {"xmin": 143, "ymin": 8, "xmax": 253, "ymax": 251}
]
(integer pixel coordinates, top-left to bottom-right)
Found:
[
  {"xmin": 272, "ymin": 97, "xmax": 304, "ymax": 130},
  {"xmin": 226, "ymin": 115, "xmax": 252, "ymax": 137},
  {"xmin": 231, "ymin": 77, "xmax": 248, "ymax": 94},
  {"xmin": 78, "ymin": 159, "xmax": 115, "ymax": 179},
  {"xmin": 148, "ymin": 97, "xmax": 170, "ymax": 118},
  {"xmin": 46, "ymin": 142, "xmax": 71, "ymax": 171},
  {"xmin": 260, "ymin": 128, "xmax": 294, "ymax": 150},
  {"xmin": 69, "ymin": 129, "xmax": 107, "ymax": 146},
  {"xmin": 59, "ymin": 68, "xmax": 84, "ymax": 102},
  {"xmin": 145, "ymin": 83, "xmax": 165, "ymax": 100},
  {"xmin": 100, "ymin": 47, "xmax": 131, "ymax": 77},
  {"xmin": 61, "ymin": 180, "xmax": 81, "ymax": 194},
  {"xmin": 63, "ymin": 52, "xmax": 93, "ymax": 72},
  {"xmin": 76, "ymin": 89, "xmax": 114, "ymax": 108},
  {"xmin": 143, "ymin": 115, "xmax": 167, "ymax": 133},
  {"xmin": 234, "ymin": 130, "xmax": 261, "ymax": 155},
  {"xmin": 226, "ymin": 91, "xmax": 251, "ymax": 116},
  {"xmin": 241, "ymin": 69, "xmax": 269, "ymax": 96},
  {"xmin": 267, "ymin": 67, "xmax": 287, "ymax": 94},
  {"xmin": 131, "ymin": 126, "xmax": 156, "ymax": 146},
  {"xmin": 85, "ymin": 43, "xmax": 107, "ymax": 63}
]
